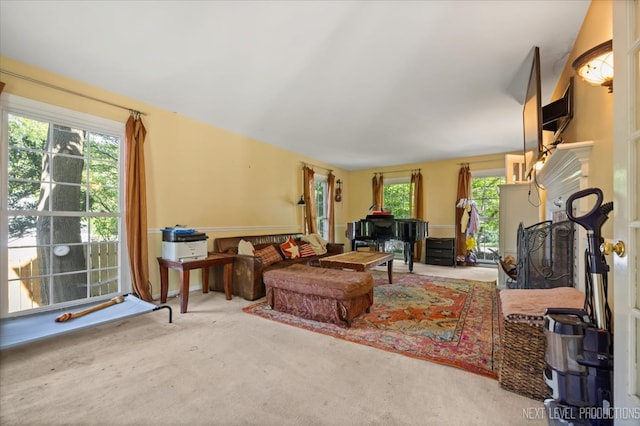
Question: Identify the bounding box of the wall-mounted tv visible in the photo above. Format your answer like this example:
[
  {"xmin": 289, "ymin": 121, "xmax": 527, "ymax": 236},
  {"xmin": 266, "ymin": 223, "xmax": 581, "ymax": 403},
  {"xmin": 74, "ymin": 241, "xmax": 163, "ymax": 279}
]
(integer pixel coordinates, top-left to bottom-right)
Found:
[
  {"xmin": 523, "ymin": 46, "xmax": 543, "ymax": 180},
  {"xmin": 543, "ymin": 77, "xmax": 574, "ymax": 144}
]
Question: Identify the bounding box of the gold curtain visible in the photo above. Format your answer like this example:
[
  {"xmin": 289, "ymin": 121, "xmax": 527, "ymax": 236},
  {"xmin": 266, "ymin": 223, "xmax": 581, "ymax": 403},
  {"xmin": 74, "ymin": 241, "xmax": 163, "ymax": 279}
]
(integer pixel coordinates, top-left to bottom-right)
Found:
[
  {"xmin": 125, "ymin": 113, "xmax": 152, "ymax": 302},
  {"xmin": 327, "ymin": 172, "xmax": 336, "ymax": 242},
  {"xmin": 455, "ymin": 165, "xmax": 472, "ymax": 263},
  {"xmin": 410, "ymin": 171, "xmax": 424, "ymax": 261},
  {"xmin": 372, "ymin": 174, "xmax": 384, "ymax": 211},
  {"xmin": 303, "ymin": 166, "xmax": 317, "ymax": 234}
]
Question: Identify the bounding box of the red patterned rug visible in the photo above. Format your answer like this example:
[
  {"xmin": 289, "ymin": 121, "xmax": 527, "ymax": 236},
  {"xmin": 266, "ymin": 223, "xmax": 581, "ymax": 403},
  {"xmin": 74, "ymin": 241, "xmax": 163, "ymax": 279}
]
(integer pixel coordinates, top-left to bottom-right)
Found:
[{"xmin": 243, "ymin": 271, "xmax": 501, "ymax": 379}]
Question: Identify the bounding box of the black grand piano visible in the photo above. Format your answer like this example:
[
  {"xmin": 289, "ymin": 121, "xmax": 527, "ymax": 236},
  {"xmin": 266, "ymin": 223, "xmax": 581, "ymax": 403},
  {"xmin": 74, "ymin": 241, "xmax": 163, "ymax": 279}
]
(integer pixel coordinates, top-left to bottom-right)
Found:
[{"xmin": 345, "ymin": 215, "xmax": 428, "ymax": 272}]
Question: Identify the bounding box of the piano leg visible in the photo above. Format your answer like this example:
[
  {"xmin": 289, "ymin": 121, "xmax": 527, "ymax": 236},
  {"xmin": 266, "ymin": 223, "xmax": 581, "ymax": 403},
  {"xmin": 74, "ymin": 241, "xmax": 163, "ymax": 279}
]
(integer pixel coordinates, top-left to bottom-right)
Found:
[{"xmin": 404, "ymin": 242, "xmax": 415, "ymax": 272}]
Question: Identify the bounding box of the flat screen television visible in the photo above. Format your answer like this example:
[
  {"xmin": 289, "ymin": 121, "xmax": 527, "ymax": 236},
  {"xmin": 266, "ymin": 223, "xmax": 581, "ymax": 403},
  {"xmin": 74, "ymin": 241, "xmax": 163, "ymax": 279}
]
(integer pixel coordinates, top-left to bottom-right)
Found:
[
  {"xmin": 543, "ymin": 77, "xmax": 574, "ymax": 144},
  {"xmin": 522, "ymin": 46, "xmax": 543, "ymax": 180}
]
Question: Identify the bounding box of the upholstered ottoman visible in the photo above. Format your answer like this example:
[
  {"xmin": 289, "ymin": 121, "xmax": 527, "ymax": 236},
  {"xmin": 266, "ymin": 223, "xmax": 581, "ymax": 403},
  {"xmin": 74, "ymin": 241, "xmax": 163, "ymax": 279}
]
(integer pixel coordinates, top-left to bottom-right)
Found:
[
  {"xmin": 263, "ymin": 264, "xmax": 374, "ymax": 327},
  {"xmin": 499, "ymin": 287, "xmax": 584, "ymax": 400}
]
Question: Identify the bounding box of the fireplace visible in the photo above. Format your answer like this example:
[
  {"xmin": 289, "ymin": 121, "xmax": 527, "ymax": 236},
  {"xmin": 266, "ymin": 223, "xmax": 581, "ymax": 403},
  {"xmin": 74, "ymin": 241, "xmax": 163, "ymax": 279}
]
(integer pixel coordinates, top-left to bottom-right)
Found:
[
  {"xmin": 535, "ymin": 141, "xmax": 593, "ymax": 291},
  {"xmin": 515, "ymin": 220, "xmax": 575, "ymax": 289}
]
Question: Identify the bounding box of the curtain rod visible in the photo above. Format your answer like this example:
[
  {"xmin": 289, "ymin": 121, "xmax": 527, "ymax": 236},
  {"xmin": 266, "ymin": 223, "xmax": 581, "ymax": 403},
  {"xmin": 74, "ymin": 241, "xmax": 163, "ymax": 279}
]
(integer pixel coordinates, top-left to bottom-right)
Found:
[
  {"xmin": 0, "ymin": 69, "xmax": 145, "ymax": 116},
  {"xmin": 456, "ymin": 158, "xmax": 498, "ymax": 166},
  {"xmin": 373, "ymin": 168, "xmax": 421, "ymax": 175},
  {"xmin": 303, "ymin": 162, "xmax": 333, "ymax": 173}
]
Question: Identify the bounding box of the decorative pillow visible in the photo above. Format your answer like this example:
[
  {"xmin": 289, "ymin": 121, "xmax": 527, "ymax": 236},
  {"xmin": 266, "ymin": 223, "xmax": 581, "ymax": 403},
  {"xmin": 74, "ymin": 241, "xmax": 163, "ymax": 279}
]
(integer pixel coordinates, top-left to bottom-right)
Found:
[
  {"xmin": 254, "ymin": 245, "xmax": 283, "ymax": 266},
  {"xmin": 299, "ymin": 243, "xmax": 316, "ymax": 258},
  {"xmin": 238, "ymin": 239, "xmax": 255, "ymax": 256},
  {"xmin": 279, "ymin": 236, "xmax": 300, "ymax": 259}
]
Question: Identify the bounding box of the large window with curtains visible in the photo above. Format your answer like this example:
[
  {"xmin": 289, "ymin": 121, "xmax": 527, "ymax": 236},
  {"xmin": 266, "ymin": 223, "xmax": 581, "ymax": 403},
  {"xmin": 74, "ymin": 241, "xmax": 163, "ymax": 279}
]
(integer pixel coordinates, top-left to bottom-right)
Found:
[{"xmin": 0, "ymin": 95, "xmax": 128, "ymax": 317}]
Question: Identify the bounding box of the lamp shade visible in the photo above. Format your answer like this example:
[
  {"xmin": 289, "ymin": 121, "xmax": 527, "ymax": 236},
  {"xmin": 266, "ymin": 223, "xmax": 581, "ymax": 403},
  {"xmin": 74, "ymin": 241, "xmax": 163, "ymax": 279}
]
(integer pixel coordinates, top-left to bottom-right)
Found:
[{"xmin": 572, "ymin": 40, "xmax": 613, "ymax": 92}]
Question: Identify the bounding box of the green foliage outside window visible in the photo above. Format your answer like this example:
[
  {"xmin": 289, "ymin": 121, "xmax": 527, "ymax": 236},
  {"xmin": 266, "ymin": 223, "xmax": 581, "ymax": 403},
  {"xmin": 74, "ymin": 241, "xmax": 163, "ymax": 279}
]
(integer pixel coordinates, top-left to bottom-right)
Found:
[{"xmin": 383, "ymin": 183, "xmax": 410, "ymax": 218}]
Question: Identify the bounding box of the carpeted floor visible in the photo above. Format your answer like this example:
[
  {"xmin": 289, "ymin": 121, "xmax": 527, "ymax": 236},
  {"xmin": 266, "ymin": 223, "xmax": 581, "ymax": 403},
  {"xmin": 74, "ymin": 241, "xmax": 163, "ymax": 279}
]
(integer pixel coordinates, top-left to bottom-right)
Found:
[
  {"xmin": 244, "ymin": 272, "xmax": 500, "ymax": 378},
  {"xmin": 0, "ymin": 263, "xmax": 547, "ymax": 426}
]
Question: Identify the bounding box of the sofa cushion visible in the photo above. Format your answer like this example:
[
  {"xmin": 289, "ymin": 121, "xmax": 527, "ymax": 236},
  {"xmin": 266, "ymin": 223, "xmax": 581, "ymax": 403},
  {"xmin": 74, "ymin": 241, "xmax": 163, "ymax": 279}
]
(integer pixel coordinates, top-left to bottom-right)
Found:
[
  {"xmin": 279, "ymin": 236, "xmax": 300, "ymax": 259},
  {"xmin": 255, "ymin": 245, "xmax": 283, "ymax": 266}
]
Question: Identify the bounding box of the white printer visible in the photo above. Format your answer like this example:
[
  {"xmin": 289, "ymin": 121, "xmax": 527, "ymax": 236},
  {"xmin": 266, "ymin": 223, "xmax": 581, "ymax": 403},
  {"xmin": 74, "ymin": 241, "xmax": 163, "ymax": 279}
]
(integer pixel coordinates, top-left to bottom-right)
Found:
[{"xmin": 161, "ymin": 227, "xmax": 208, "ymax": 262}]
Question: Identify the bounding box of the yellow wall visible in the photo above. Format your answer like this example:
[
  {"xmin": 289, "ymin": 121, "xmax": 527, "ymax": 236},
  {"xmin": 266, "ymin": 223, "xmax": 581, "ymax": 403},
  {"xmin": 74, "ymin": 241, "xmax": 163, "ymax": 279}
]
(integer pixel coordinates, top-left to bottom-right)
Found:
[
  {"xmin": 0, "ymin": 0, "xmax": 614, "ymax": 297},
  {"xmin": 546, "ymin": 0, "xmax": 613, "ymax": 239},
  {"xmin": 0, "ymin": 57, "xmax": 349, "ymax": 295},
  {"xmin": 345, "ymin": 153, "xmax": 508, "ymax": 241}
]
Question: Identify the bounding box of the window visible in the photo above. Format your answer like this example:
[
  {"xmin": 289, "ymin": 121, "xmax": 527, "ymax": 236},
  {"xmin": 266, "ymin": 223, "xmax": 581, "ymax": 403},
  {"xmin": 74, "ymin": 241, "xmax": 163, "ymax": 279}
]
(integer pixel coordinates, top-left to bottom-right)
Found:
[
  {"xmin": 382, "ymin": 178, "xmax": 411, "ymax": 218},
  {"xmin": 470, "ymin": 172, "xmax": 506, "ymax": 264},
  {"xmin": 382, "ymin": 177, "xmax": 411, "ymax": 256},
  {"xmin": 1, "ymin": 95, "xmax": 127, "ymax": 317},
  {"xmin": 314, "ymin": 176, "xmax": 328, "ymax": 240}
]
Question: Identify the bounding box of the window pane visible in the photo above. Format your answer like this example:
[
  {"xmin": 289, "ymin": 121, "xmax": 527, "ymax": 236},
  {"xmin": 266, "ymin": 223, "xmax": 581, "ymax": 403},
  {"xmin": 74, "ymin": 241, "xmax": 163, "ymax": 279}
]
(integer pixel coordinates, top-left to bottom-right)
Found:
[
  {"xmin": 8, "ymin": 277, "xmax": 45, "ymax": 312},
  {"xmin": 90, "ymin": 217, "xmax": 119, "ymax": 241},
  {"xmin": 50, "ymin": 183, "xmax": 83, "ymax": 212},
  {"xmin": 87, "ymin": 133, "xmax": 119, "ymax": 162},
  {"xmin": 383, "ymin": 183, "xmax": 410, "ymax": 218},
  {"xmin": 7, "ymin": 180, "xmax": 40, "ymax": 211},
  {"xmin": 8, "ymin": 114, "xmax": 48, "ymax": 150},
  {"xmin": 8, "ymin": 215, "xmax": 37, "ymax": 248}
]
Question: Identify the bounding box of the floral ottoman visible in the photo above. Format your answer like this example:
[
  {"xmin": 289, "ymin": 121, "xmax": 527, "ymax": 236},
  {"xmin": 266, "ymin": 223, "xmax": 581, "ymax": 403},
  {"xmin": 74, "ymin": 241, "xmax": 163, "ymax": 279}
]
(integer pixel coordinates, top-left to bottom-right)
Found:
[{"xmin": 263, "ymin": 264, "xmax": 373, "ymax": 327}]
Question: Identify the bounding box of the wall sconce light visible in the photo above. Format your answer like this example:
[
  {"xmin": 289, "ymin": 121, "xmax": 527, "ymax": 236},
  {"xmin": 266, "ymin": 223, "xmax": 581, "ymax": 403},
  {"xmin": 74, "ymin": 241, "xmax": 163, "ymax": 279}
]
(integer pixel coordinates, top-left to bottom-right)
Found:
[
  {"xmin": 334, "ymin": 179, "xmax": 343, "ymax": 202},
  {"xmin": 572, "ymin": 39, "xmax": 613, "ymax": 93},
  {"xmin": 297, "ymin": 195, "xmax": 306, "ymax": 206}
]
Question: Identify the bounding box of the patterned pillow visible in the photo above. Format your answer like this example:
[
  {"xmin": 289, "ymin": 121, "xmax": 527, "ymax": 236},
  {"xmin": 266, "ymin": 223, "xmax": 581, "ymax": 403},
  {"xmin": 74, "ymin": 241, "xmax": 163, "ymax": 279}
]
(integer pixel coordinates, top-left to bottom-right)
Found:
[
  {"xmin": 279, "ymin": 236, "xmax": 300, "ymax": 259},
  {"xmin": 299, "ymin": 243, "xmax": 316, "ymax": 258},
  {"xmin": 255, "ymin": 245, "xmax": 283, "ymax": 266}
]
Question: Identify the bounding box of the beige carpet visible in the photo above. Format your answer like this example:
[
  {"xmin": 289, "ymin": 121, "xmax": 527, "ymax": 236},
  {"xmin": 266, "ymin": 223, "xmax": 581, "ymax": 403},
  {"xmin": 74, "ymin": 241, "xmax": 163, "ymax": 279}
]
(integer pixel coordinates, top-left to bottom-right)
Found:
[{"xmin": 0, "ymin": 264, "xmax": 546, "ymax": 426}]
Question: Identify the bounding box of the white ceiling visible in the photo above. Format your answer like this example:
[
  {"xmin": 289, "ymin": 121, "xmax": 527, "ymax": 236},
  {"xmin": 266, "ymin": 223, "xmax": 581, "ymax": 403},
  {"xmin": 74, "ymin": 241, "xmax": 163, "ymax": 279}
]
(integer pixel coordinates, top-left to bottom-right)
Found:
[{"xmin": 0, "ymin": 1, "xmax": 590, "ymax": 170}]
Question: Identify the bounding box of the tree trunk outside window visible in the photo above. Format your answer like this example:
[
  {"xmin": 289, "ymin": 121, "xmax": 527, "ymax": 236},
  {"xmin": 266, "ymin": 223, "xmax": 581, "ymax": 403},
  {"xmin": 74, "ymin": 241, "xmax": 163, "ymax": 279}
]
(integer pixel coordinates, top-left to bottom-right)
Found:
[{"xmin": 36, "ymin": 126, "xmax": 86, "ymax": 304}]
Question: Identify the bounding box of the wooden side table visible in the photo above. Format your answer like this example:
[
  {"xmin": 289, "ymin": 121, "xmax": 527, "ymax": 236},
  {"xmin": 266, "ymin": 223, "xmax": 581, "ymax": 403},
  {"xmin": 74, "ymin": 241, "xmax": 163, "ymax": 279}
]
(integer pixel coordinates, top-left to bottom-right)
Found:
[{"xmin": 157, "ymin": 253, "xmax": 234, "ymax": 313}]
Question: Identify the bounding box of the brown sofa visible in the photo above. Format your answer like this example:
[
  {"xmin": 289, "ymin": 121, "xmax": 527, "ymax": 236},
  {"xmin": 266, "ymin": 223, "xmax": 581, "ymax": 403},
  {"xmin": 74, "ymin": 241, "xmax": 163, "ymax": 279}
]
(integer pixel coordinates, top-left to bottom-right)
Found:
[{"xmin": 210, "ymin": 233, "xmax": 344, "ymax": 301}]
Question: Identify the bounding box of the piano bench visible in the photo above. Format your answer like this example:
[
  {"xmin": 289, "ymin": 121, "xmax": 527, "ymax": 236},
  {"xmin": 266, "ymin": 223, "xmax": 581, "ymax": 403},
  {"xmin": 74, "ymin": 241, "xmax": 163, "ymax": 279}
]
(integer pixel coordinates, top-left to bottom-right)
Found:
[{"xmin": 264, "ymin": 264, "xmax": 373, "ymax": 327}]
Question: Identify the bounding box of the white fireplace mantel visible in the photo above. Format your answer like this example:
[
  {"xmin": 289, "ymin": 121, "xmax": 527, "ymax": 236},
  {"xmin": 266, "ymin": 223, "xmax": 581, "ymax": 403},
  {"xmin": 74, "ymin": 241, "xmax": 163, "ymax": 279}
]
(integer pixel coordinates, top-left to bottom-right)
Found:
[{"xmin": 537, "ymin": 141, "xmax": 593, "ymax": 194}]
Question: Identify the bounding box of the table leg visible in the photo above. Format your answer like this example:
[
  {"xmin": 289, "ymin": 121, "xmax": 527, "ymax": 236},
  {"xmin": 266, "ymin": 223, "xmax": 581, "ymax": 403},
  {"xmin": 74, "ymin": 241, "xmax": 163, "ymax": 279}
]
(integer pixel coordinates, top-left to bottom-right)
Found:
[
  {"xmin": 160, "ymin": 265, "xmax": 169, "ymax": 303},
  {"xmin": 387, "ymin": 259, "xmax": 393, "ymax": 284},
  {"xmin": 223, "ymin": 263, "xmax": 233, "ymax": 300},
  {"xmin": 202, "ymin": 267, "xmax": 209, "ymax": 294},
  {"xmin": 180, "ymin": 270, "xmax": 190, "ymax": 314}
]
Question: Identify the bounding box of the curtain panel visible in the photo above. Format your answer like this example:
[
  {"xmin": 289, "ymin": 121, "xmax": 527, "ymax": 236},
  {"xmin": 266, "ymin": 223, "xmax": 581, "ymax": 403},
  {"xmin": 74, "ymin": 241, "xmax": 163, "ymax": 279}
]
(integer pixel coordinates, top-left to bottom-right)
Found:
[
  {"xmin": 327, "ymin": 172, "xmax": 336, "ymax": 242},
  {"xmin": 303, "ymin": 166, "xmax": 317, "ymax": 235},
  {"xmin": 411, "ymin": 171, "xmax": 424, "ymax": 261},
  {"xmin": 125, "ymin": 114, "xmax": 152, "ymax": 301},
  {"xmin": 455, "ymin": 165, "xmax": 472, "ymax": 263}
]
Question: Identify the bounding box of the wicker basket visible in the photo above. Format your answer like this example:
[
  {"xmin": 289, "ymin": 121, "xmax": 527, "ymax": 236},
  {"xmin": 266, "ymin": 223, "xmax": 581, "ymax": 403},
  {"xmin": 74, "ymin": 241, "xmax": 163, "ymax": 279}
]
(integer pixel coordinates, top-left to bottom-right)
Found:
[{"xmin": 499, "ymin": 317, "xmax": 550, "ymax": 400}]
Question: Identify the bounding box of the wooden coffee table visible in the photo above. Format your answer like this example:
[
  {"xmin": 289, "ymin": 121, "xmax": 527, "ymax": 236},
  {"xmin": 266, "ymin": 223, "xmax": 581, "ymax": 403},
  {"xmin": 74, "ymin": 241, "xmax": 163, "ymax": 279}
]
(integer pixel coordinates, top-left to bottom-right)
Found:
[{"xmin": 319, "ymin": 251, "xmax": 395, "ymax": 283}]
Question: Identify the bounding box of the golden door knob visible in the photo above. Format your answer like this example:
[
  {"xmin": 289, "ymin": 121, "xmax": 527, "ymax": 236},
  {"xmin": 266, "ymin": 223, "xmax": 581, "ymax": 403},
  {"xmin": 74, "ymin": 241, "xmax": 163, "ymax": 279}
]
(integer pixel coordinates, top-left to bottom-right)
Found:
[{"xmin": 600, "ymin": 241, "xmax": 626, "ymax": 257}]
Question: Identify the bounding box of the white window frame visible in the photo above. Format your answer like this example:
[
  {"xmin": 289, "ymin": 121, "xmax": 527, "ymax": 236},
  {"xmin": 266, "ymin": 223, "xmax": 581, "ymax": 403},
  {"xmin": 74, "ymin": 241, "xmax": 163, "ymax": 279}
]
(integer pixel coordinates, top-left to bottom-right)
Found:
[
  {"xmin": 0, "ymin": 94, "xmax": 130, "ymax": 318},
  {"xmin": 470, "ymin": 168, "xmax": 505, "ymax": 264}
]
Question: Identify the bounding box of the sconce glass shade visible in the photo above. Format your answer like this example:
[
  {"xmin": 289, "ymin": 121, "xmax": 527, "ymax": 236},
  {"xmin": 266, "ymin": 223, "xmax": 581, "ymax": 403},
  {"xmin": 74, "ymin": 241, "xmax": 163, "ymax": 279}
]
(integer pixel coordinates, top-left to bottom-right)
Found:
[{"xmin": 572, "ymin": 40, "xmax": 613, "ymax": 92}]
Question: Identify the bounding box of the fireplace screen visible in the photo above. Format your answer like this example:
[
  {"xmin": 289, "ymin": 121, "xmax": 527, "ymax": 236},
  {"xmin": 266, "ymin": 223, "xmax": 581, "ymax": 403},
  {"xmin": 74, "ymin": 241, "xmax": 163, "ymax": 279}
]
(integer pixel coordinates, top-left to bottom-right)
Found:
[{"xmin": 515, "ymin": 220, "xmax": 574, "ymax": 289}]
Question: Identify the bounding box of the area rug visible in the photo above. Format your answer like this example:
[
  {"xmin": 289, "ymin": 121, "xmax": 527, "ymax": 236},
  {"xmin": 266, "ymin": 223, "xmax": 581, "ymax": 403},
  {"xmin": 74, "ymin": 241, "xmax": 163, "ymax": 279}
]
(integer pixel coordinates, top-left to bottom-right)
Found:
[{"xmin": 243, "ymin": 271, "xmax": 501, "ymax": 379}]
